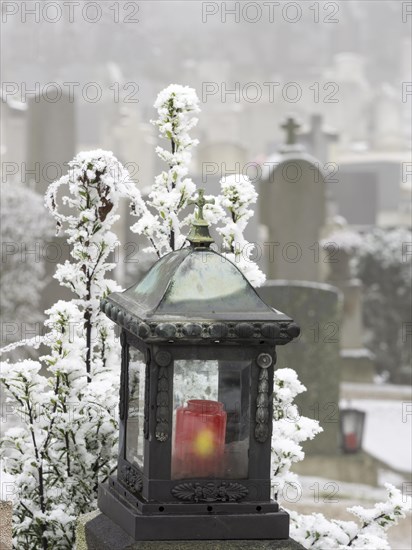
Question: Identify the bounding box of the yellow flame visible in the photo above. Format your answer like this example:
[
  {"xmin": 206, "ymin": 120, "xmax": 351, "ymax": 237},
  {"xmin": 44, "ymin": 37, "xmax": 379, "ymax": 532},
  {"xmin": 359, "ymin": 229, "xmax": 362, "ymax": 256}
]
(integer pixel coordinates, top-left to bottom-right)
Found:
[{"xmin": 193, "ymin": 429, "xmax": 215, "ymax": 457}]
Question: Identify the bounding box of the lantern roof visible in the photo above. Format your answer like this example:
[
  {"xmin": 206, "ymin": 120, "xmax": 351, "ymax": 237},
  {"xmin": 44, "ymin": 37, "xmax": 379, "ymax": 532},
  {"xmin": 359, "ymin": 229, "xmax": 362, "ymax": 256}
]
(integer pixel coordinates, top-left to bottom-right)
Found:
[
  {"xmin": 101, "ymin": 187, "xmax": 299, "ymax": 344},
  {"xmin": 101, "ymin": 246, "xmax": 299, "ymax": 345}
]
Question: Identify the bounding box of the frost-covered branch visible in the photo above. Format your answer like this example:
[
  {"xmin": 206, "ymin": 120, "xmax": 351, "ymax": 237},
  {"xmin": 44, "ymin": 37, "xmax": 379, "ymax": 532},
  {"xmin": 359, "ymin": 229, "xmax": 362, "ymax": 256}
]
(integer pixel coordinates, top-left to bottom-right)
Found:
[
  {"xmin": 289, "ymin": 484, "xmax": 411, "ymax": 549},
  {"xmin": 215, "ymin": 174, "xmax": 266, "ymax": 287},
  {"xmin": 271, "ymin": 368, "xmax": 322, "ymax": 494},
  {"xmin": 131, "ymin": 84, "xmax": 200, "ymax": 255}
]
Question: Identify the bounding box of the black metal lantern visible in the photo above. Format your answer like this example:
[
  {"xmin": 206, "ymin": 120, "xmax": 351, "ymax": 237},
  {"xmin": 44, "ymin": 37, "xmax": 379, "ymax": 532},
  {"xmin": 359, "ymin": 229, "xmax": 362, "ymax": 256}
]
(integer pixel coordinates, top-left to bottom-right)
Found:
[
  {"xmin": 340, "ymin": 408, "xmax": 366, "ymax": 454},
  {"xmin": 99, "ymin": 192, "xmax": 300, "ymax": 541}
]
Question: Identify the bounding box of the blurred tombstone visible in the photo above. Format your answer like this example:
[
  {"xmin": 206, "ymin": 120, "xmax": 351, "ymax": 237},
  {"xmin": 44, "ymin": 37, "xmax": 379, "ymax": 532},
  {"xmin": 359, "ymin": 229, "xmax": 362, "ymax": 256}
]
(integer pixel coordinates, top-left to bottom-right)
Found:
[
  {"xmin": 258, "ymin": 281, "xmax": 342, "ymax": 456},
  {"xmin": 371, "ymin": 84, "xmax": 405, "ymax": 151},
  {"xmin": 335, "ymin": 158, "xmax": 404, "ymax": 226},
  {"xmin": 298, "ymin": 114, "xmax": 338, "ymax": 163},
  {"xmin": 0, "ymin": 94, "xmax": 27, "ymax": 169},
  {"xmin": 322, "ymin": 53, "xmax": 371, "ymax": 148},
  {"xmin": 401, "ymin": 38, "xmax": 412, "ymax": 147},
  {"xmin": 333, "ymin": 169, "xmax": 378, "ymax": 225},
  {"xmin": 258, "ymin": 117, "xmax": 327, "ymax": 281},
  {"xmin": 240, "ymin": 99, "xmax": 287, "ymax": 159},
  {"xmin": 27, "ymin": 92, "xmax": 75, "ymax": 196},
  {"xmin": 106, "ymin": 105, "xmax": 157, "ymax": 285},
  {"xmin": 115, "ymin": 109, "xmax": 155, "ymax": 193},
  {"xmin": 26, "ymin": 92, "xmax": 75, "ymax": 312},
  {"xmin": 196, "ymin": 141, "xmax": 248, "ymax": 185}
]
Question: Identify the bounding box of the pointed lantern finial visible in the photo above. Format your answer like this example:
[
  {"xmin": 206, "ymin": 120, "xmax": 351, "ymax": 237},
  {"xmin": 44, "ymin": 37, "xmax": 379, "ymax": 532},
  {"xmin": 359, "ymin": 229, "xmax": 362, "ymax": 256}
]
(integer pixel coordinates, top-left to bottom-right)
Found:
[{"xmin": 187, "ymin": 189, "xmax": 215, "ymax": 247}]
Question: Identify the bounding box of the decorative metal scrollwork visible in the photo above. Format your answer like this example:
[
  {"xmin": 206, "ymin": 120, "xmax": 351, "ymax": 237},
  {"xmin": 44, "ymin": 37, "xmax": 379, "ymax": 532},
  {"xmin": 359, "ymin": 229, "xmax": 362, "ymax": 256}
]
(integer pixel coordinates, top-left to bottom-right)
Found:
[
  {"xmin": 255, "ymin": 353, "xmax": 274, "ymax": 443},
  {"xmin": 119, "ymin": 464, "xmax": 143, "ymax": 494},
  {"xmin": 155, "ymin": 366, "xmax": 170, "ymax": 442},
  {"xmin": 171, "ymin": 482, "xmax": 248, "ymax": 503}
]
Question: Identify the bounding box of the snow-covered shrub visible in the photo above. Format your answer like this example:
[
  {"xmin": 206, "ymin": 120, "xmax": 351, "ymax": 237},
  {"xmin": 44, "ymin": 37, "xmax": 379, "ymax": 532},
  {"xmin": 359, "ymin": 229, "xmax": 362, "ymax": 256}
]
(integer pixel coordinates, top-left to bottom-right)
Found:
[
  {"xmin": 131, "ymin": 84, "xmax": 200, "ymax": 256},
  {"xmin": 289, "ymin": 483, "xmax": 411, "ymax": 550},
  {"xmin": 353, "ymin": 228, "xmax": 412, "ymax": 382},
  {"xmin": 271, "ymin": 368, "xmax": 322, "ymax": 493},
  {"xmin": 1, "ymin": 151, "xmax": 143, "ymax": 548},
  {"xmin": 214, "ymin": 174, "xmax": 266, "ymax": 287},
  {"xmin": 0, "ymin": 180, "xmax": 53, "ymax": 359}
]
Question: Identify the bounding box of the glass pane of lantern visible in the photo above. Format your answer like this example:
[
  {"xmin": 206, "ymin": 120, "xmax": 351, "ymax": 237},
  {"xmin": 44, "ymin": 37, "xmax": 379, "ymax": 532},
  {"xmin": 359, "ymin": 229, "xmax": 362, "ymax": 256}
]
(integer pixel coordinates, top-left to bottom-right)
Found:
[
  {"xmin": 172, "ymin": 359, "xmax": 250, "ymax": 480},
  {"xmin": 125, "ymin": 347, "xmax": 146, "ymax": 469}
]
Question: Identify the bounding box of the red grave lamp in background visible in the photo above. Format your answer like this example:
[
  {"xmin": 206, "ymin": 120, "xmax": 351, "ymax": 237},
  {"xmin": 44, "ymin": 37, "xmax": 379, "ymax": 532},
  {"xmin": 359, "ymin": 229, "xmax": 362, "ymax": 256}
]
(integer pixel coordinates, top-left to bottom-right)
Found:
[
  {"xmin": 340, "ymin": 407, "xmax": 366, "ymax": 453},
  {"xmin": 172, "ymin": 400, "xmax": 227, "ymax": 479}
]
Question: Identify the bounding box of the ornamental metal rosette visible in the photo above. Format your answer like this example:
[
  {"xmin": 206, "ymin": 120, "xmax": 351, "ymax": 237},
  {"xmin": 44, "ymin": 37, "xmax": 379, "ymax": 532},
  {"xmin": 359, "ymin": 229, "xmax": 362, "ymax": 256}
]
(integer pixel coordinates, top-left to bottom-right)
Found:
[{"xmin": 171, "ymin": 482, "xmax": 249, "ymax": 503}]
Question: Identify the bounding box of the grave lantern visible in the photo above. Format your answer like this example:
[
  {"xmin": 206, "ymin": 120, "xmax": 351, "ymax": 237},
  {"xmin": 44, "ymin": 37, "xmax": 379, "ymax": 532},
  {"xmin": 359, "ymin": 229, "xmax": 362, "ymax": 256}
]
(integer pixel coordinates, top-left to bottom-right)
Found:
[
  {"xmin": 340, "ymin": 408, "xmax": 366, "ymax": 454},
  {"xmin": 99, "ymin": 190, "xmax": 300, "ymax": 541}
]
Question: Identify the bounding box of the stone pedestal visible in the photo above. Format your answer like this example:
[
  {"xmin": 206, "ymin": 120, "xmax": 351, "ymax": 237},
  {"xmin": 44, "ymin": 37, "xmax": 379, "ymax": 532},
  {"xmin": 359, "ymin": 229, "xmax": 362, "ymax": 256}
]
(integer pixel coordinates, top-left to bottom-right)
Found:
[
  {"xmin": 293, "ymin": 451, "xmax": 378, "ymax": 486},
  {"xmin": 335, "ymin": 280, "xmax": 363, "ymax": 349},
  {"xmin": 0, "ymin": 501, "xmax": 12, "ymax": 550},
  {"xmin": 329, "ymin": 278, "xmax": 376, "ymax": 384},
  {"xmin": 76, "ymin": 511, "xmax": 305, "ymax": 550},
  {"xmin": 340, "ymin": 349, "xmax": 375, "ymax": 383}
]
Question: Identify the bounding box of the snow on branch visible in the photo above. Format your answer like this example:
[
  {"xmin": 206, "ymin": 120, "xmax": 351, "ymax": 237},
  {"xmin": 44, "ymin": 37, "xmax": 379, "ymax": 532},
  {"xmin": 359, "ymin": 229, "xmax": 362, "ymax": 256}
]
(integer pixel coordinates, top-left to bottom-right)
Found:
[{"xmin": 289, "ymin": 483, "xmax": 411, "ymax": 549}]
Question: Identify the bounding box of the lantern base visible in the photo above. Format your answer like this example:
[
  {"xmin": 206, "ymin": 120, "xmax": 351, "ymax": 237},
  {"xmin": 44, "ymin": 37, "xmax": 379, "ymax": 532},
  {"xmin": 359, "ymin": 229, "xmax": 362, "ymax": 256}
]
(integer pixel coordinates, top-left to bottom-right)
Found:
[
  {"xmin": 78, "ymin": 510, "xmax": 305, "ymax": 549},
  {"xmin": 98, "ymin": 483, "xmax": 290, "ymax": 541}
]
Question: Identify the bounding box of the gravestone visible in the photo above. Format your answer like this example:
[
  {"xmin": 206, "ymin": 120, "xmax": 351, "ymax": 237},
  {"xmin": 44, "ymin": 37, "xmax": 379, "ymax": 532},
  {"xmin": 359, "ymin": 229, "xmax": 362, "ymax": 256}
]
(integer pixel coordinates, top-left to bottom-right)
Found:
[
  {"xmin": 0, "ymin": 94, "xmax": 27, "ymax": 168},
  {"xmin": 27, "ymin": 92, "xmax": 75, "ymax": 196},
  {"xmin": 240, "ymin": 99, "xmax": 290, "ymax": 159},
  {"xmin": 333, "ymin": 170, "xmax": 378, "ymax": 225},
  {"xmin": 321, "ymin": 53, "xmax": 371, "ymax": 147},
  {"xmin": 258, "ymin": 117, "xmax": 327, "ymax": 281},
  {"xmin": 371, "ymin": 84, "xmax": 404, "ymax": 151},
  {"xmin": 335, "ymin": 156, "xmax": 405, "ymax": 226},
  {"xmin": 106, "ymin": 105, "xmax": 157, "ymax": 286},
  {"xmin": 196, "ymin": 141, "xmax": 248, "ymax": 183},
  {"xmin": 401, "ymin": 38, "xmax": 412, "ymax": 147},
  {"xmin": 298, "ymin": 114, "xmax": 338, "ymax": 163},
  {"xmin": 258, "ymin": 281, "xmax": 342, "ymax": 456},
  {"xmin": 26, "ymin": 93, "xmax": 76, "ymax": 312}
]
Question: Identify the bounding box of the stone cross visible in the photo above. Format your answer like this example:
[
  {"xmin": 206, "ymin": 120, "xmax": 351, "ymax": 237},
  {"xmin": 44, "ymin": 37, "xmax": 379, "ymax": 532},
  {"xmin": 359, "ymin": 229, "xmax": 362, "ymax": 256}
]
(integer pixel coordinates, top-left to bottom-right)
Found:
[
  {"xmin": 189, "ymin": 188, "xmax": 215, "ymax": 221},
  {"xmin": 281, "ymin": 117, "xmax": 301, "ymax": 146},
  {"xmin": 299, "ymin": 114, "xmax": 338, "ymax": 162}
]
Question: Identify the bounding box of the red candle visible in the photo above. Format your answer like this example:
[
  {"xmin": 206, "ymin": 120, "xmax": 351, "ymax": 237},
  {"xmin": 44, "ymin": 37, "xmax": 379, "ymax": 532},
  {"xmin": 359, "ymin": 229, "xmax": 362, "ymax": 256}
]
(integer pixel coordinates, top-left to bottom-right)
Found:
[
  {"xmin": 344, "ymin": 432, "xmax": 358, "ymax": 452},
  {"xmin": 172, "ymin": 400, "xmax": 227, "ymax": 479}
]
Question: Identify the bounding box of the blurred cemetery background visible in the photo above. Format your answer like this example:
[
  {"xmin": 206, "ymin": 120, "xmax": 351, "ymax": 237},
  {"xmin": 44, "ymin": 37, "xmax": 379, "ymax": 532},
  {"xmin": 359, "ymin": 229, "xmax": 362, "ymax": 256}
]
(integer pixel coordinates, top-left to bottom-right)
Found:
[{"xmin": 1, "ymin": 1, "xmax": 411, "ymax": 546}]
